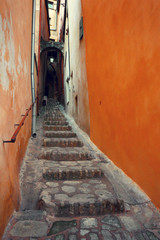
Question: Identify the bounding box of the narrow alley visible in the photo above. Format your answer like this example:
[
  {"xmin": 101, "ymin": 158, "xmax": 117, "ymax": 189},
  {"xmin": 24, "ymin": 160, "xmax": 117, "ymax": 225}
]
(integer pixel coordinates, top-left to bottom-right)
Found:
[
  {"xmin": 1, "ymin": 0, "xmax": 160, "ymax": 239},
  {"xmin": 3, "ymin": 99, "xmax": 160, "ymax": 239}
]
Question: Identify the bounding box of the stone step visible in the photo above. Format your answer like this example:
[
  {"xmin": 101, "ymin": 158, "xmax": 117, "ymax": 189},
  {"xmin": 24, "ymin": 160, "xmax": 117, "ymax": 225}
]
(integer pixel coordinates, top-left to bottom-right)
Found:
[
  {"xmin": 44, "ymin": 117, "xmax": 66, "ymax": 121},
  {"xmin": 37, "ymin": 179, "xmax": 125, "ymax": 217},
  {"xmin": 43, "ymin": 165, "xmax": 103, "ymax": 180},
  {"xmin": 44, "ymin": 121, "xmax": 68, "ymax": 126},
  {"xmin": 44, "ymin": 125, "xmax": 72, "ymax": 131},
  {"xmin": 45, "ymin": 113, "xmax": 64, "ymax": 118},
  {"xmin": 38, "ymin": 147, "xmax": 93, "ymax": 161},
  {"xmin": 43, "ymin": 138, "xmax": 84, "ymax": 147},
  {"xmin": 12, "ymin": 210, "xmax": 45, "ymax": 221},
  {"xmin": 44, "ymin": 131, "xmax": 76, "ymax": 138}
]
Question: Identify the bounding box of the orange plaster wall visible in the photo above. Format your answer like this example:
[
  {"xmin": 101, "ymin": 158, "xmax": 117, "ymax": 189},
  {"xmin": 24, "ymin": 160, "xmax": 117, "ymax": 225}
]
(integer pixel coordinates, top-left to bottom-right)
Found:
[
  {"xmin": 0, "ymin": 0, "xmax": 33, "ymax": 236},
  {"xmin": 81, "ymin": 0, "xmax": 160, "ymax": 207}
]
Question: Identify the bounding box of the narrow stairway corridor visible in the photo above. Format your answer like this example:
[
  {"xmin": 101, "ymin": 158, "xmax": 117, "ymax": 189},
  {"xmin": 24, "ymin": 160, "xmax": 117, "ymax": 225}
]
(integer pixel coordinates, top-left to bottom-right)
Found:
[{"xmin": 3, "ymin": 99, "xmax": 160, "ymax": 240}]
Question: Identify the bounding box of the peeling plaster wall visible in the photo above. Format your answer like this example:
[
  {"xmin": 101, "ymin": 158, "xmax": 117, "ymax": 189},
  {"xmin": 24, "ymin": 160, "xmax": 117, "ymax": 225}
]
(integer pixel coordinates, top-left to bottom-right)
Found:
[
  {"xmin": 0, "ymin": 0, "xmax": 32, "ymax": 236},
  {"xmin": 64, "ymin": 0, "xmax": 90, "ymax": 135}
]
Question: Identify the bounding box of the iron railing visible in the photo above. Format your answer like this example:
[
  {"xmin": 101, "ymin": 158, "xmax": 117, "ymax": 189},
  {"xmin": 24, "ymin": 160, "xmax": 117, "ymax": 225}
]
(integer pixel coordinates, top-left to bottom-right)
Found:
[{"xmin": 3, "ymin": 100, "xmax": 36, "ymax": 143}]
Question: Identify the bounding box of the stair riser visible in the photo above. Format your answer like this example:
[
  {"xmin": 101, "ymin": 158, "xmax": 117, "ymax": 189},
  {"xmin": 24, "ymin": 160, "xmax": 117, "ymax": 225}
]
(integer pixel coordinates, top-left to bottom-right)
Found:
[
  {"xmin": 44, "ymin": 118, "xmax": 66, "ymax": 121},
  {"xmin": 43, "ymin": 140, "xmax": 83, "ymax": 147},
  {"xmin": 43, "ymin": 170, "xmax": 103, "ymax": 180},
  {"xmin": 44, "ymin": 132, "xmax": 76, "ymax": 138},
  {"xmin": 39, "ymin": 153, "xmax": 93, "ymax": 161},
  {"xmin": 37, "ymin": 200, "xmax": 125, "ymax": 217},
  {"xmin": 45, "ymin": 114, "xmax": 64, "ymax": 117},
  {"xmin": 44, "ymin": 126, "xmax": 72, "ymax": 131},
  {"xmin": 44, "ymin": 121, "xmax": 68, "ymax": 126}
]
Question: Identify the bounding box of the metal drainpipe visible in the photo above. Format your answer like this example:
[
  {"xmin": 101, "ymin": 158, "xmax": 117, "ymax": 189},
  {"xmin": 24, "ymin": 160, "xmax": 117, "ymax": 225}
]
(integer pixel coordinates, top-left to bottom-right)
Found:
[
  {"xmin": 37, "ymin": 0, "xmax": 42, "ymax": 115},
  {"xmin": 31, "ymin": 0, "xmax": 36, "ymax": 137}
]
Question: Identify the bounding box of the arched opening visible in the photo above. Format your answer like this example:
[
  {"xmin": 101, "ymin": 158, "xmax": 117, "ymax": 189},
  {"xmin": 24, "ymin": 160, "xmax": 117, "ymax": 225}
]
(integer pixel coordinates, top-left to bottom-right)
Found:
[{"xmin": 40, "ymin": 47, "xmax": 64, "ymax": 106}]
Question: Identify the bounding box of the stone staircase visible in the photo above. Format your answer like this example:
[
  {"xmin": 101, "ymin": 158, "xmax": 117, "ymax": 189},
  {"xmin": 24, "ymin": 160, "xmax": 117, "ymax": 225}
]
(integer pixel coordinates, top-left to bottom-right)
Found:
[
  {"xmin": 36, "ymin": 101, "xmax": 125, "ymax": 218},
  {"xmin": 4, "ymin": 99, "xmax": 158, "ymax": 240}
]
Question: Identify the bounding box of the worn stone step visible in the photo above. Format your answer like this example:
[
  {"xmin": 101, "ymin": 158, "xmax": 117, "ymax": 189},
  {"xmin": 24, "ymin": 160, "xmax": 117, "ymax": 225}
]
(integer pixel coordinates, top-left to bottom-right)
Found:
[
  {"xmin": 44, "ymin": 121, "xmax": 68, "ymax": 126},
  {"xmin": 44, "ymin": 125, "xmax": 72, "ymax": 131},
  {"xmin": 44, "ymin": 131, "xmax": 76, "ymax": 138},
  {"xmin": 43, "ymin": 166, "xmax": 103, "ymax": 180},
  {"xmin": 43, "ymin": 138, "xmax": 84, "ymax": 147},
  {"xmin": 12, "ymin": 210, "xmax": 45, "ymax": 221},
  {"xmin": 45, "ymin": 113, "xmax": 64, "ymax": 118},
  {"xmin": 44, "ymin": 117, "xmax": 66, "ymax": 121},
  {"xmin": 37, "ymin": 179, "xmax": 125, "ymax": 217},
  {"xmin": 38, "ymin": 147, "xmax": 93, "ymax": 161}
]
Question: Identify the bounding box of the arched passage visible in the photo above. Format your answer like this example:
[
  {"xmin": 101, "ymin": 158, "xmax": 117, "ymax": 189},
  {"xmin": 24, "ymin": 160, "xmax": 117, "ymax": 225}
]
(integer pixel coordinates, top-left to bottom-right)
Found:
[{"xmin": 39, "ymin": 40, "xmax": 64, "ymax": 105}]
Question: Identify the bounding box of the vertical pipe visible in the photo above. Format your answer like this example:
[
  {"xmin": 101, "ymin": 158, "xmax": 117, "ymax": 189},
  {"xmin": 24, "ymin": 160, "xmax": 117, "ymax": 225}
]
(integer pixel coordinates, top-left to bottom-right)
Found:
[
  {"xmin": 37, "ymin": 0, "xmax": 42, "ymax": 115},
  {"xmin": 31, "ymin": 0, "xmax": 36, "ymax": 137}
]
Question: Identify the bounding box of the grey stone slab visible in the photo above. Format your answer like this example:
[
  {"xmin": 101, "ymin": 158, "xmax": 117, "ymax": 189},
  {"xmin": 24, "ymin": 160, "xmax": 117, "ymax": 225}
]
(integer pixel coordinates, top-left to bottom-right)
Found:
[
  {"xmin": 62, "ymin": 186, "xmax": 76, "ymax": 193},
  {"xmin": 64, "ymin": 181, "xmax": 81, "ymax": 185},
  {"xmin": 102, "ymin": 224, "xmax": 117, "ymax": 231},
  {"xmin": 101, "ymin": 230, "xmax": 114, "ymax": 239},
  {"xmin": 89, "ymin": 180, "xmax": 102, "ymax": 184},
  {"xmin": 79, "ymin": 187, "xmax": 91, "ymax": 193},
  {"xmin": 54, "ymin": 193, "xmax": 69, "ymax": 202},
  {"xmin": 80, "ymin": 230, "xmax": 89, "ymax": 236},
  {"xmin": 95, "ymin": 189, "xmax": 114, "ymax": 199},
  {"xmin": 91, "ymin": 229, "xmax": 99, "ymax": 233},
  {"xmin": 14, "ymin": 210, "xmax": 45, "ymax": 221},
  {"xmin": 48, "ymin": 220, "xmax": 76, "ymax": 235},
  {"xmin": 68, "ymin": 234, "xmax": 78, "ymax": 240},
  {"xmin": 134, "ymin": 231, "xmax": 149, "ymax": 240},
  {"xmin": 81, "ymin": 218, "xmax": 98, "ymax": 229},
  {"xmin": 55, "ymin": 235, "xmax": 65, "ymax": 240},
  {"xmin": 101, "ymin": 216, "xmax": 121, "ymax": 228},
  {"xmin": 146, "ymin": 231, "xmax": 160, "ymax": 240},
  {"xmin": 113, "ymin": 232, "xmax": 124, "ymax": 240},
  {"xmin": 119, "ymin": 216, "xmax": 141, "ymax": 231},
  {"xmin": 69, "ymin": 227, "xmax": 78, "ymax": 233},
  {"xmin": 81, "ymin": 183, "xmax": 90, "ymax": 188},
  {"xmin": 46, "ymin": 182, "xmax": 59, "ymax": 187},
  {"xmin": 10, "ymin": 220, "xmax": 48, "ymax": 237},
  {"xmin": 95, "ymin": 184, "xmax": 107, "ymax": 189},
  {"xmin": 89, "ymin": 233, "xmax": 99, "ymax": 240}
]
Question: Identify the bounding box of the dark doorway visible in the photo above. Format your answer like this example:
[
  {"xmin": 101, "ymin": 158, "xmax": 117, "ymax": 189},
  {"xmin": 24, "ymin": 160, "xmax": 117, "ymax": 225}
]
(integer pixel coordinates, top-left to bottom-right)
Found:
[{"xmin": 44, "ymin": 50, "xmax": 64, "ymax": 105}]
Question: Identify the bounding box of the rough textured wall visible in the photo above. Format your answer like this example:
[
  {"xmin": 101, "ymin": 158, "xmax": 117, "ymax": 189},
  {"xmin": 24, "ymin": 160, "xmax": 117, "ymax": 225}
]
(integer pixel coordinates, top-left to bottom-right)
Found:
[
  {"xmin": 64, "ymin": 0, "xmax": 90, "ymax": 134},
  {"xmin": 0, "ymin": 0, "xmax": 33, "ymax": 236},
  {"xmin": 81, "ymin": 0, "xmax": 160, "ymax": 207}
]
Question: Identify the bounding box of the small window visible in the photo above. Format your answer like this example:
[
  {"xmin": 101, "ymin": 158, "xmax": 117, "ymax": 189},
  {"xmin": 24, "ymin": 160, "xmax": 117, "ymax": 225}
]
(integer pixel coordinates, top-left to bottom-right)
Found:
[{"xmin": 48, "ymin": 1, "xmax": 53, "ymax": 9}]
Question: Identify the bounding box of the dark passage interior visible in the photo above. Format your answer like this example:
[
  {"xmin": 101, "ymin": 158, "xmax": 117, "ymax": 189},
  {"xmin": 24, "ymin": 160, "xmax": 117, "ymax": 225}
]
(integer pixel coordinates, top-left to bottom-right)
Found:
[{"xmin": 45, "ymin": 50, "xmax": 64, "ymax": 105}]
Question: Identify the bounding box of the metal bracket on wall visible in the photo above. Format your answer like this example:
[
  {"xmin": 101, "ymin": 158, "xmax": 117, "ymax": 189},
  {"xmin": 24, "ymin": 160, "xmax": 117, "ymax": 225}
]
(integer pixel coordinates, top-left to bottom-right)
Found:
[{"xmin": 79, "ymin": 16, "xmax": 84, "ymax": 40}]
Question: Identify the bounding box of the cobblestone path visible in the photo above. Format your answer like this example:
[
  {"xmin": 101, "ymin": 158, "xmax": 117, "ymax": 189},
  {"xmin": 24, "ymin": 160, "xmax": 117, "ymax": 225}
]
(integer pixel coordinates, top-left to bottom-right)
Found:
[{"xmin": 3, "ymin": 100, "xmax": 160, "ymax": 239}]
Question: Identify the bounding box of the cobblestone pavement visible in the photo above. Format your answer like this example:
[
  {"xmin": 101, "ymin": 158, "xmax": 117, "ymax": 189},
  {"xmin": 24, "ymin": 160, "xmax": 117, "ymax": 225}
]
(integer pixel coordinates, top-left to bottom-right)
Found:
[{"xmin": 3, "ymin": 100, "xmax": 160, "ymax": 240}]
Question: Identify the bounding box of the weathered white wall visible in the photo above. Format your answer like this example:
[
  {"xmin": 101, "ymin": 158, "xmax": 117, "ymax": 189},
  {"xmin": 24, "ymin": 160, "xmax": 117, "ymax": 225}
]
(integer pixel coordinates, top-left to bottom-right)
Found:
[{"xmin": 63, "ymin": 0, "xmax": 90, "ymax": 134}]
